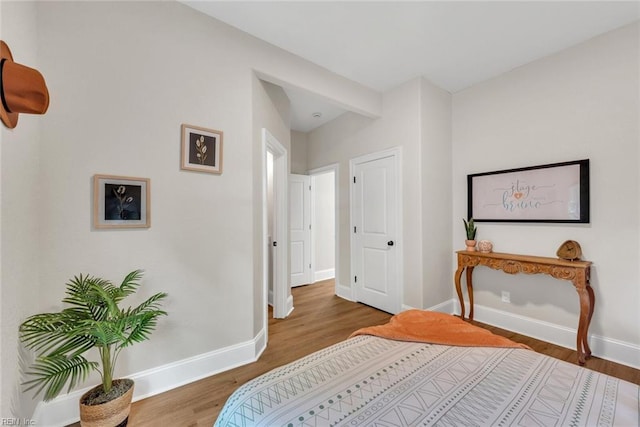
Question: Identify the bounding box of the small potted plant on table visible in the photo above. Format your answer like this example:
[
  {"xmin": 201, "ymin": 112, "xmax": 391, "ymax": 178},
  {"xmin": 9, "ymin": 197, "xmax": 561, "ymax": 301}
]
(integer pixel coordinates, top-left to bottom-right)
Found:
[
  {"xmin": 19, "ymin": 270, "xmax": 167, "ymax": 427},
  {"xmin": 463, "ymin": 218, "xmax": 478, "ymax": 251}
]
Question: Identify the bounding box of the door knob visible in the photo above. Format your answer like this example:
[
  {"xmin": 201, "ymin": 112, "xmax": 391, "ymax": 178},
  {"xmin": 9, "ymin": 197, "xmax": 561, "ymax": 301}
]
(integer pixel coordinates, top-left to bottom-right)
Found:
[{"xmin": 387, "ymin": 241, "xmax": 394, "ymax": 246}]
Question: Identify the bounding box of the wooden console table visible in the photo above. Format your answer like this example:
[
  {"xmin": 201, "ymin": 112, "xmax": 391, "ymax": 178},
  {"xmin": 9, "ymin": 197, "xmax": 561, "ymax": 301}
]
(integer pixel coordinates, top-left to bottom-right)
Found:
[{"xmin": 454, "ymin": 250, "xmax": 594, "ymax": 364}]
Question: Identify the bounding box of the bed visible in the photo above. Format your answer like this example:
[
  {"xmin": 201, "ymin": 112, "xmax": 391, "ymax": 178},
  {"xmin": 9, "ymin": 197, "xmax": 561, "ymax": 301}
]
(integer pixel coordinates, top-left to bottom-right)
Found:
[{"xmin": 215, "ymin": 311, "xmax": 639, "ymax": 426}]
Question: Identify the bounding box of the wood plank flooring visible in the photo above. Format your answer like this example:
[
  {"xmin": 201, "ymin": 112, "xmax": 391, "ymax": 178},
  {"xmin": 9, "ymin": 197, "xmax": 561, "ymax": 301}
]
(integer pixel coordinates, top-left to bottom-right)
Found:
[{"xmin": 68, "ymin": 279, "xmax": 639, "ymax": 426}]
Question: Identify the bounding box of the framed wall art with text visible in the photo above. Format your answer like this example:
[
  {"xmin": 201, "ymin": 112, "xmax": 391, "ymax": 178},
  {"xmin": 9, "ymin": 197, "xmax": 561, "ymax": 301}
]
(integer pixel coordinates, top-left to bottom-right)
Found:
[{"xmin": 467, "ymin": 159, "xmax": 589, "ymax": 223}]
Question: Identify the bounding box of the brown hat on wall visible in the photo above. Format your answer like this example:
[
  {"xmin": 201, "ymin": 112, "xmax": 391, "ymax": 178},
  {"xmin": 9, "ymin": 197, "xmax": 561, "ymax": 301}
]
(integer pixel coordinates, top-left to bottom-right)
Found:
[{"xmin": 0, "ymin": 40, "xmax": 50, "ymax": 129}]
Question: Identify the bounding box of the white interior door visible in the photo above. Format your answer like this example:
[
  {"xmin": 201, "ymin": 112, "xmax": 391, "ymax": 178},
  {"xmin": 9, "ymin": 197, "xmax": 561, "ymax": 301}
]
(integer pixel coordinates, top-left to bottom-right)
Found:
[
  {"xmin": 290, "ymin": 174, "xmax": 311, "ymax": 287},
  {"xmin": 351, "ymin": 149, "xmax": 401, "ymax": 314}
]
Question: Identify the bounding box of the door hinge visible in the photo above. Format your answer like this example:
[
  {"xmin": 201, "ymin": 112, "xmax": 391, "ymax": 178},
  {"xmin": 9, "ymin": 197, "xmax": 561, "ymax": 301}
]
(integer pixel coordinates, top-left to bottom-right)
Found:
[
  {"xmin": 272, "ymin": 241, "xmax": 277, "ymax": 247},
  {"xmin": 353, "ymin": 176, "xmax": 356, "ymax": 184},
  {"xmin": 309, "ymin": 224, "xmax": 311, "ymax": 230},
  {"xmin": 354, "ymin": 276, "xmax": 357, "ymax": 283},
  {"xmin": 309, "ymin": 185, "xmax": 311, "ymax": 191},
  {"xmin": 309, "ymin": 263, "xmax": 312, "ymax": 269}
]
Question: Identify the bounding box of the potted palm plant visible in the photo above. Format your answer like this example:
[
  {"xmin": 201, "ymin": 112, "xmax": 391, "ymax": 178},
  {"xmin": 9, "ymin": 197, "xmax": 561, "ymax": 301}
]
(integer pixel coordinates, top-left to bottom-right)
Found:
[
  {"xmin": 463, "ymin": 218, "xmax": 478, "ymax": 251},
  {"xmin": 19, "ymin": 270, "xmax": 167, "ymax": 427}
]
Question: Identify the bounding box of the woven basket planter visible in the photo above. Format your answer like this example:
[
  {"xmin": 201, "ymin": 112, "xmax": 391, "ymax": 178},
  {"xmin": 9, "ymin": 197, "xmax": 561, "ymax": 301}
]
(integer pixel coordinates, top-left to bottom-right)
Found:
[{"xmin": 80, "ymin": 379, "xmax": 134, "ymax": 427}]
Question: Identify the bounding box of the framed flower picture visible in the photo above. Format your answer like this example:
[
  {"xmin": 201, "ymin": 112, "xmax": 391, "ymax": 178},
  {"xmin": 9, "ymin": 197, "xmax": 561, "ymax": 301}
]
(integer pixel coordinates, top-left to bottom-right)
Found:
[
  {"xmin": 180, "ymin": 124, "xmax": 223, "ymax": 174},
  {"xmin": 93, "ymin": 174, "xmax": 150, "ymax": 229}
]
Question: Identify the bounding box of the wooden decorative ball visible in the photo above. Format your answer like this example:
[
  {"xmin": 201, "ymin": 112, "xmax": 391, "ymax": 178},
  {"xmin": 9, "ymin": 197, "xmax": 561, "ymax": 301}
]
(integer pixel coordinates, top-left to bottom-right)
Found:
[{"xmin": 556, "ymin": 240, "xmax": 582, "ymax": 261}]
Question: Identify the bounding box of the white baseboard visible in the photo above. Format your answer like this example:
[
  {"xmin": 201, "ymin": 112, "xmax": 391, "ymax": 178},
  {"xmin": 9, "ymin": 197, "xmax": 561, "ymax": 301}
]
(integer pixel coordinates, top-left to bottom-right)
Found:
[
  {"xmin": 451, "ymin": 300, "xmax": 640, "ymax": 370},
  {"xmin": 402, "ymin": 299, "xmax": 639, "ymax": 369},
  {"xmin": 313, "ymin": 268, "xmax": 335, "ymax": 283},
  {"xmin": 32, "ymin": 329, "xmax": 267, "ymax": 427},
  {"xmin": 254, "ymin": 328, "xmax": 267, "ymax": 360},
  {"xmin": 335, "ymin": 281, "xmax": 354, "ymax": 301},
  {"xmin": 286, "ymin": 294, "xmax": 294, "ymax": 317},
  {"xmin": 402, "ymin": 300, "xmax": 456, "ymax": 313}
]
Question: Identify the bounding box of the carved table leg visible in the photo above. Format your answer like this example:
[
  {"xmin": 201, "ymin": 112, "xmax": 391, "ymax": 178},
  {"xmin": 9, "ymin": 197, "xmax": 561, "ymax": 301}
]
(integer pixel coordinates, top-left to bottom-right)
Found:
[
  {"xmin": 454, "ymin": 266, "xmax": 465, "ymax": 319},
  {"xmin": 466, "ymin": 267, "xmax": 475, "ymax": 320},
  {"xmin": 583, "ymin": 285, "xmax": 595, "ymax": 359},
  {"xmin": 575, "ymin": 284, "xmax": 592, "ymax": 365}
]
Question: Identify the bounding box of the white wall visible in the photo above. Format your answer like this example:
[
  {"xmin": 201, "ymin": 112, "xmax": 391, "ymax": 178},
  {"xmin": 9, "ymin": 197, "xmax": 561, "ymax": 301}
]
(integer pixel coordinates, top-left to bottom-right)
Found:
[
  {"xmin": 37, "ymin": 1, "xmax": 256, "ymax": 379},
  {"xmin": 0, "ymin": 1, "xmax": 42, "ymax": 419},
  {"xmin": 290, "ymin": 130, "xmax": 308, "ymax": 174},
  {"xmin": 452, "ymin": 23, "xmax": 640, "ymax": 349},
  {"xmin": 420, "ymin": 78, "xmax": 453, "ymax": 308},
  {"xmin": 1, "ymin": 1, "xmax": 380, "ymax": 422}
]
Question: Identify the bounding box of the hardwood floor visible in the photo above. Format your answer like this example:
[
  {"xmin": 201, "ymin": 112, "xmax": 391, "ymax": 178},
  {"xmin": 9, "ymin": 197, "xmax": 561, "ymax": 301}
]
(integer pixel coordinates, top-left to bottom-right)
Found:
[{"xmin": 68, "ymin": 279, "xmax": 639, "ymax": 426}]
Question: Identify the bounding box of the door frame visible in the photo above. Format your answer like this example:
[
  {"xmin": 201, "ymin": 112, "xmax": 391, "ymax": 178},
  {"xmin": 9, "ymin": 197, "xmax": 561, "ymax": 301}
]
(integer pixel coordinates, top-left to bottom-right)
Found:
[
  {"xmin": 308, "ymin": 163, "xmax": 339, "ymax": 290},
  {"xmin": 349, "ymin": 147, "xmax": 403, "ymax": 313},
  {"xmin": 262, "ymin": 128, "xmax": 290, "ymax": 320}
]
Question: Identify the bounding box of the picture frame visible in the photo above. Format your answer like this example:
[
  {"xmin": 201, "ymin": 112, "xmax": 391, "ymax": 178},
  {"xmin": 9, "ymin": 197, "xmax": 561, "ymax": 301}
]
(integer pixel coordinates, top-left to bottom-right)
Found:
[
  {"xmin": 180, "ymin": 124, "xmax": 223, "ymax": 174},
  {"xmin": 93, "ymin": 174, "xmax": 150, "ymax": 229},
  {"xmin": 468, "ymin": 159, "xmax": 589, "ymax": 223}
]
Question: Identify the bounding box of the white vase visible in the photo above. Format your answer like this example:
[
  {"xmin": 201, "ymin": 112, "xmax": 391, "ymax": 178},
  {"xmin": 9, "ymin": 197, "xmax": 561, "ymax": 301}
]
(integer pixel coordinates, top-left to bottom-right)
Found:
[{"xmin": 478, "ymin": 240, "xmax": 493, "ymax": 253}]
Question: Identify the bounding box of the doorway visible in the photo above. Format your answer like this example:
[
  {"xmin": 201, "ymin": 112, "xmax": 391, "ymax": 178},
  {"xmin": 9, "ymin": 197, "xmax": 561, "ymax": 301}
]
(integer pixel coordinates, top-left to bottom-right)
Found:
[
  {"xmin": 262, "ymin": 129, "xmax": 290, "ymax": 320},
  {"xmin": 309, "ymin": 166, "xmax": 337, "ymax": 288}
]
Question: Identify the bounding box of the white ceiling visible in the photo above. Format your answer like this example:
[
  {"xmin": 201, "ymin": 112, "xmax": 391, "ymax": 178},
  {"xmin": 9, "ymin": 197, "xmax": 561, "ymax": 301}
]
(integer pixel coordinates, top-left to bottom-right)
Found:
[{"xmin": 183, "ymin": 1, "xmax": 640, "ymax": 132}]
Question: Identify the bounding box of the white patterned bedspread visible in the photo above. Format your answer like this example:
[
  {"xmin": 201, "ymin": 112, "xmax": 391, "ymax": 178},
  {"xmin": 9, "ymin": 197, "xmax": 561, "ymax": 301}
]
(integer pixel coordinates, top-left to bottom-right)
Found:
[{"xmin": 215, "ymin": 335, "xmax": 639, "ymax": 426}]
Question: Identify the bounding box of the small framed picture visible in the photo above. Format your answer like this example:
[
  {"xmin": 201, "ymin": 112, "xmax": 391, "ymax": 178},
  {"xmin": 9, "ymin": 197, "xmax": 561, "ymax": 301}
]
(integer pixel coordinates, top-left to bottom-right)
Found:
[
  {"xmin": 93, "ymin": 174, "xmax": 150, "ymax": 229},
  {"xmin": 181, "ymin": 124, "xmax": 223, "ymax": 174}
]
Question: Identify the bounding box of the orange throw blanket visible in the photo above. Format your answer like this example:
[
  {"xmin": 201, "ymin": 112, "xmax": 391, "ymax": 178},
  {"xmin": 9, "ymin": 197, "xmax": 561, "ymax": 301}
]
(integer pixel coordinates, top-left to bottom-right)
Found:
[{"xmin": 350, "ymin": 310, "xmax": 531, "ymax": 350}]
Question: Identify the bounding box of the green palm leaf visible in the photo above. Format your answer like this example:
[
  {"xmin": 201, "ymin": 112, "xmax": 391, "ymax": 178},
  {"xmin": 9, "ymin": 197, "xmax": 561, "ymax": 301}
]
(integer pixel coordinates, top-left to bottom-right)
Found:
[
  {"xmin": 23, "ymin": 355, "xmax": 98, "ymax": 401},
  {"xmin": 20, "ymin": 311, "xmax": 89, "ymax": 354},
  {"xmin": 130, "ymin": 292, "xmax": 168, "ymax": 316},
  {"xmin": 117, "ymin": 270, "xmax": 144, "ymax": 300},
  {"xmin": 20, "ymin": 270, "xmax": 167, "ymax": 401},
  {"xmin": 119, "ymin": 312, "xmax": 163, "ymax": 348}
]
